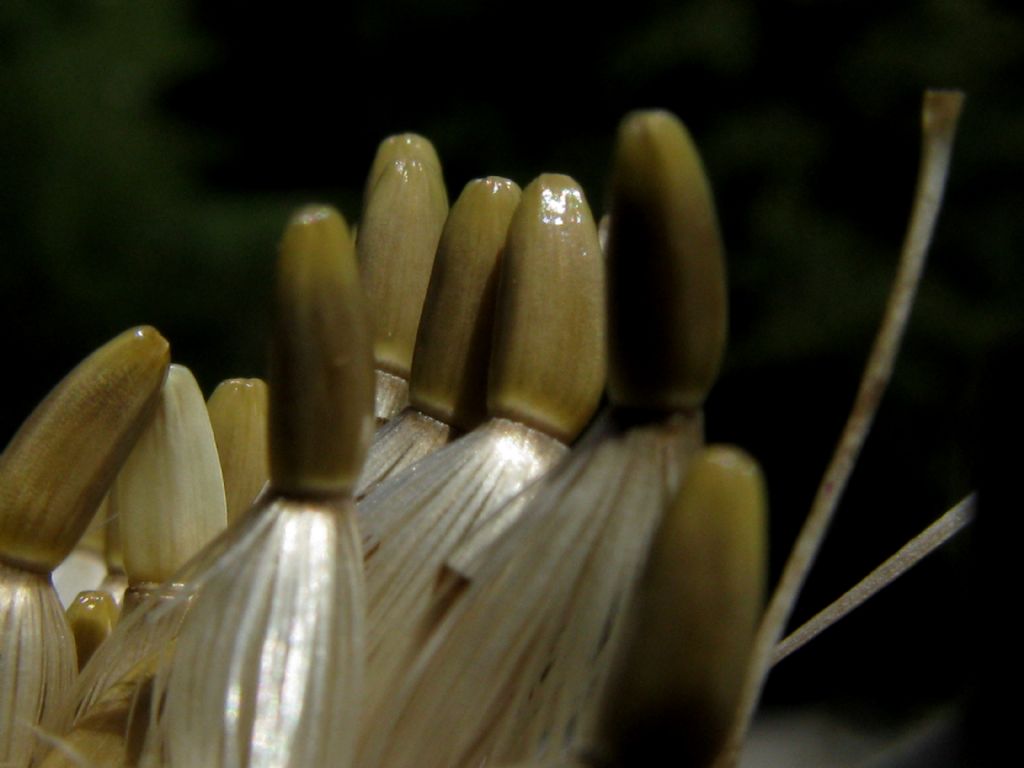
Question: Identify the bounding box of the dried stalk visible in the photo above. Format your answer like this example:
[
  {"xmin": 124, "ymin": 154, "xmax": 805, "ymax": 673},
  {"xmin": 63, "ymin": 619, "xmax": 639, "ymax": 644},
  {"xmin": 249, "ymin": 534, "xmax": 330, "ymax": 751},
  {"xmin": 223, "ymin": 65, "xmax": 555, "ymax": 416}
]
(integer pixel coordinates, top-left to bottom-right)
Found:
[
  {"xmin": 773, "ymin": 494, "xmax": 975, "ymax": 665},
  {"xmin": 721, "ymin": 89, "xmax": 966, "ymax": 765}
]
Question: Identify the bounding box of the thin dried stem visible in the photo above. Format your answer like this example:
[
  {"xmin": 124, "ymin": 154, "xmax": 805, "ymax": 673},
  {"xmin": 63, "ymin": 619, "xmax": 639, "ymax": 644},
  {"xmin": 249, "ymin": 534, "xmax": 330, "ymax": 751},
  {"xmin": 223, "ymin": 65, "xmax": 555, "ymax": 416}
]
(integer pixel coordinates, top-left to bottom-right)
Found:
[
  {"xmin": 720, "ymin": 89, "xmax": 965, "ymax": 766},
  {"xmin": 773, "ymin": 494, "xmax": 974, "ymax": 665}
]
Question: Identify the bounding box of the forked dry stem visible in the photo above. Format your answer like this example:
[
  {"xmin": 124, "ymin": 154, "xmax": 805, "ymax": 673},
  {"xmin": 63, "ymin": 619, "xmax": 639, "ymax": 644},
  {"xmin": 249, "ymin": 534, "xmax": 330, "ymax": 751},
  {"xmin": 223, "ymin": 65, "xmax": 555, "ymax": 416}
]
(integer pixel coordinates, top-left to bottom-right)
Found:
[
  {"xmin": 773, "ymin": 494, "xmax": 975, "ymax": 665},
  {"xmin": 721, "ymin": 89, "xmax": 966, "ymax": 765}
]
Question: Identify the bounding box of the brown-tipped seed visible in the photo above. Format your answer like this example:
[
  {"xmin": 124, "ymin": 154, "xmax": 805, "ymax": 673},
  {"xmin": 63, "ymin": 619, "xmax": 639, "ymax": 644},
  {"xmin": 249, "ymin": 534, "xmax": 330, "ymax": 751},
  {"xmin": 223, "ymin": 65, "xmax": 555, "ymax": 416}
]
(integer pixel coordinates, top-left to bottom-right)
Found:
[
  {"xmin": 270, "ymin": 205, "xmax": 375, "ymax": 496},
  {"xmin": 362, "ymin": 133, "xmax": 443, "ymax": 212},
  {"xmin": 67, "ymin": 590, "xmax": 118, "ymax": 670},
  {"xmin": 207, "ymin": 378, "xmax": 270, "ymax": 523},
  {"xmin": 410, "ymin": 177, "xmax": 522, "ymax": 431},
  {"xmin": 599, "ymin": 445, "xmax": 767, "ymax": 767},
  {"xmin": 113, "ymin": 364, "xmax": 227, "ymax": 585},
  {"xmin": 606, "ymin": 109, "xmax": 727, "ymax": 411},
  {"xmin": 0, "ymin": 326, "xmax": 170, "ymax": 573},
  {"xmin": 357, "ymin": 153, "xmax": 449, "ymax": 381},
  {"xmin": 487, "ymin": 174, "xmax": 606, "ymax": 443}
]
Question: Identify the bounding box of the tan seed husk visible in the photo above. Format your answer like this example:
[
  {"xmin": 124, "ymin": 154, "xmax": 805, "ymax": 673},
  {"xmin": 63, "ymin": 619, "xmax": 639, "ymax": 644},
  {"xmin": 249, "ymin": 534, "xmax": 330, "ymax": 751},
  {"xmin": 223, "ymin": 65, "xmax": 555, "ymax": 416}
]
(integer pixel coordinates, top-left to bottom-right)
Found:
[
  {"xmin": 358, "ymin": 154, "xmax": 449, "ymax": 382},
  {"xmin": 487, "ymin": 173, "xmax": 606, "ymax": 443},
  {"xmin": 113, "ymin": 364, "xmax": 227, "ymax": 586},
  {"xmin": 410, "ymin": 177, "xmax": 522, "ymax": 431},
  {"xmin": 0, "ymin": 326, "xmax": 170, "ymax": 573},
  {"xmin": 207, "ymin": 378, "xmax": 270, "ymax": 524}
]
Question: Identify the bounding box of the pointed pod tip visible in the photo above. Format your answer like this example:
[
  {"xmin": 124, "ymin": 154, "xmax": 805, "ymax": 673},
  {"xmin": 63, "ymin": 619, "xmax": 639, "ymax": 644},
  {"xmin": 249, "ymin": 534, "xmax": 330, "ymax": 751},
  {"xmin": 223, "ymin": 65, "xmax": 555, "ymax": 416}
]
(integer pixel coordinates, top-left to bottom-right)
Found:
[
  {"xmin": 118, "ymin": 325, "xmax": 171, "ymax": 373},
  {"xmin": 165, "ymin": 361, "xmax": 195, "ymax": 388},
  {"xmin": 128, "ymin": 323, "xmax": 169, "ymax": 346},
  {"xmin": 618, "ymin": 108, "xmax": 685, "ymax": 141},
  {"xmin": 210, "ymin": 377, "xmax": 268, "ymax": 399},
  {"xmin": 365, "ymin": 133, "xmax": 441, "ymax": 193},
  {"xmin": 281, "ymin": 204, "xmax": 352, "ymax": 256},
  {"xmin": 289, "ymin": 203, "xmax": 340, "ymax": 226},
  {"xmin": 476, "ymin": 175, "xmax": 521, "ymax": 195},
  {"xmin": 698, "ymin": 444, "xmax": 764, "ymax": 486}
]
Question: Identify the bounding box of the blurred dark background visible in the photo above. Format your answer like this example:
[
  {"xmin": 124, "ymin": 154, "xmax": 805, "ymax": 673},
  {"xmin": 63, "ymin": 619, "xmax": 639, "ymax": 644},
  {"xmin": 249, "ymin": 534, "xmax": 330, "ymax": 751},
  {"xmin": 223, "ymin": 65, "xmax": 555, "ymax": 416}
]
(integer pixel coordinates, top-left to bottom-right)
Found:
[{"xmin": 2, "ymin": 0, "xmax": 1021, "ymax": 758}]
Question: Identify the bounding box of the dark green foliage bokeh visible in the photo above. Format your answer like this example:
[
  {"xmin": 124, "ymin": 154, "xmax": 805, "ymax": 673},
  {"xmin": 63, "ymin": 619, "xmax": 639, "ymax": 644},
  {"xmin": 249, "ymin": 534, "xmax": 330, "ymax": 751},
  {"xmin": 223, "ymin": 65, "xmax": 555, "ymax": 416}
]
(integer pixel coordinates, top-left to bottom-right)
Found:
[{"xmin": 2, "ymin": 0, "xmax": 1021, "ymax": 748}]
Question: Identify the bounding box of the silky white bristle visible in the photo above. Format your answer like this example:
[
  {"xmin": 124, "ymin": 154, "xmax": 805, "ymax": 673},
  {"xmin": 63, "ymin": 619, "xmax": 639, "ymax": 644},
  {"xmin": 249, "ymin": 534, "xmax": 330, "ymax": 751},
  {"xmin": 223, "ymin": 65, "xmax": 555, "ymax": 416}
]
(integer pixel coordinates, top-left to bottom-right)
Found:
[
  {"xmin": 356, "ymin": 412, "xmax": 703, "ymax": 768},
  {"xmin": 356, "ymin": 409, "xmax": 452, "ymax": 500},
  {"xmin": 0, "ymin": 562, "xmax": 76, "ymax": 767},
  {"xmin": 357, "ymin": 418, "xmax": 567, "ymax": 732},
  {"xmin": 159, "ymin": 497, "xmax": 363, "ymax": 767}
]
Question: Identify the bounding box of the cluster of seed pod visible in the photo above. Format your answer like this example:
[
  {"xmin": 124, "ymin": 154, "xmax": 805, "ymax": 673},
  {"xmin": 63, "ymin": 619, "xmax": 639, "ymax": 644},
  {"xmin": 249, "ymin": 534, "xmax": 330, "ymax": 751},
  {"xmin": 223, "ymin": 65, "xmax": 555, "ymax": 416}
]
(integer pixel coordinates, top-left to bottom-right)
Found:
[{"xmin": 0, "ymin": 92, "xmax": 963, "ymax": 768}]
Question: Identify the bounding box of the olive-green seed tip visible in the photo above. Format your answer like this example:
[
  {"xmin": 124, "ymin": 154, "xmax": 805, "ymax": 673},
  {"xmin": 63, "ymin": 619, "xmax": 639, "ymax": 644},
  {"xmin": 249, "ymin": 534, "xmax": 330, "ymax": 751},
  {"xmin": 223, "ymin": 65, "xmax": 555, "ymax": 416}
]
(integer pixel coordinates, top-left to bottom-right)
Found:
[
  {"xmin": 270, "ymin": 205, "xmax": 374, "ymax": 497},
  {"xmin": 409, "ymin": 176, "xmax": 522, "ymax": 429},
  {"xmin": 486, "ymin": 173, "xmax": 606, "ymax": 443},
  {"xmin": 606, "ymin": 107, "xmax": 727, "ymax": 413}
]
